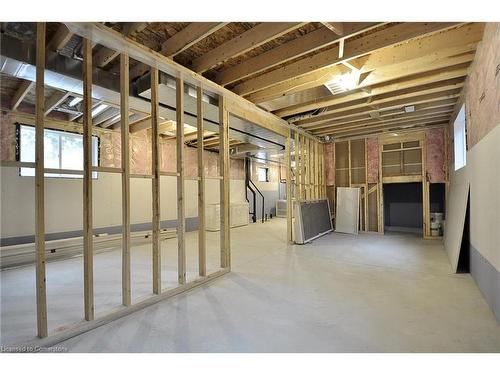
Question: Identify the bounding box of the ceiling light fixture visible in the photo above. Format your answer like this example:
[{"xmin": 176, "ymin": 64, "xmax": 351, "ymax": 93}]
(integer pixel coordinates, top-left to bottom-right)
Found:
[
  {"xmin": 404, "ymin": 105, "xmax": 415, "ymax": 113},
  {"xmin": 325, "ymin": 71, "xmax": 360, "ymax": 94}
]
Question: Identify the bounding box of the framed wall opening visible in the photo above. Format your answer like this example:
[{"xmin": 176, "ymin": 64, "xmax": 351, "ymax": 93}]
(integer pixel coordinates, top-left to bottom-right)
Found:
[{"xmin": 383, "ymin": 182, "xmax": 423, "ymax": 234}]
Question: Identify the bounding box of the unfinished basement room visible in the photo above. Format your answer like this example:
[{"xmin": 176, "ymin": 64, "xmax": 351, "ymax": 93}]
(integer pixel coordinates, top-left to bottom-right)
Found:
[{"xmin": 1, "ymin": 2, "xmax": 499, "ymax": 364}]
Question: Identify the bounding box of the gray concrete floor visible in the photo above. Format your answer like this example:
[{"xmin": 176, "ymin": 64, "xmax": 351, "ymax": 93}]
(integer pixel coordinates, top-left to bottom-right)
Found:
[{"xmin": 1, "ymin": 219, "xmax": 499, "ymax": 351}]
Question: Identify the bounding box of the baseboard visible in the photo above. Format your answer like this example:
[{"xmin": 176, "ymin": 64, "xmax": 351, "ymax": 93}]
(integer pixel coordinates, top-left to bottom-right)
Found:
[{"xmin": 470, "ymin": 243, "xmax": 500, "ymax": 323}]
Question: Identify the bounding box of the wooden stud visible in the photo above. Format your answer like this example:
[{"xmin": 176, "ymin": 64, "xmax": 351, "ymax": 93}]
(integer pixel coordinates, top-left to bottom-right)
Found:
[
  {"xmin": 285, "ymin": 132, "xmax": 293, "ymax": 243},
  {"xmin": 82, "ymin": 37, "xmax": 94, "ymax": 321},
  {"xmin": 197, "ymin": 85, "xmax": 206, "ymax": 276},
  {"xmin": 176, "ymin": 77, "xmax": 186, "ymax": 284},
  {"xmin": 151, "ymin": 67, "xmax": 161, "ymax": 293},
  {"xmin": 301, "ymin": 135, "xmax": 306, "ymax": 200},
  {"xmin": 294, "ymin": 131, "xmax": 300, "ymax": 201},
  {"xmin": 120, "ymin": 53, "xmax": 131, "ymax": 306},
  {"xmin": 219, "ymin": 95, "xmax": 230, "ymax": 268},
  {"xmin": 34, "ymin": 22, "xmax": 48, "ymax": 339}
]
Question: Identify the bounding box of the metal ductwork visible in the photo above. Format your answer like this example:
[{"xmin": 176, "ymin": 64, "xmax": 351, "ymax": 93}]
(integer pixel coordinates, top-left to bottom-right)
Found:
[{"xmin": 0, "ymin": 31, "xmax": 285, "ymax": 152}]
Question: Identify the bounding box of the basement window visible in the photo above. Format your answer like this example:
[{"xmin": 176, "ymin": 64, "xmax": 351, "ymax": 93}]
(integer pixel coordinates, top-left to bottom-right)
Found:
[
  {"xmin": 17, "ymin": 125, "xmax": 99, "ymax": 179},
  {"xmin": 454, "ymin": 104, "xmax": 467, "ymax": 171},
  {"xmin": 257, "ymin": 167, "xmax": 269, "ymax": 182}
]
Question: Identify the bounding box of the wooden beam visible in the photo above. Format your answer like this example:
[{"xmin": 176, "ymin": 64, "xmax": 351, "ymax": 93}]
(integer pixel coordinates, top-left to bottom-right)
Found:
[
  {"xmin": 329, "ymin": 117, "xmax": 449, "ymax": 138},
  {"xmin": 44, "ymin": 90, "xmax": 70, "ymax": 115},
  {"xmin": 65, "ymin": 23, "xmax": 316, "ymax": 141},
  {"xmin": 308, "ymin": 105, "xmax": 455, "ymax": 133},
  {"xmin": 120, "ymin": 53, "xmax": 131, "ymax": 306},
  {"xmin": 247, "ymin": 23, "xmax": 481, "ymax": 104},
  {"xmin": 93, "ymin": 23, "xmax": 147, "ymax": 68},
  {"xmin": 296, "ymin": 81, "xmax": 464, "ymax": 128},
  {"xmin": 275, "ymin": 61, "xmax": 471, "ymax": 118},
  {"xmin": 192, "ymin": 22, "xmax": 306, "ymax": 73},
  {"xmin": 162, "ymin": 22, "xmax": 228, "ymax": 57},
  {"xmin": 322, "ymin": 22, "xmax": 344, "ymax": 36},
  {"xmin": 11, "ymin": 80, "xmax": 34, "ymax": 110},
  {"xmin": 297, "ymin": 96, "xmax": 459, "ymax": 129},
  {"xmin": 315, "ymin": 111, "xmax": 453, "ymax": 136},
  {"xmin": 285, "ymin": 132, "xmax": 292, "ymax": 243},
  {"xmin": 197, "ymin": 85, "xmax": 206, "ymax": 276},
  {"xmin": 35, "ymin": 22, "xmax": 48, "ymax": 339},
  {"xmin": 47, "ymin": 24, "xmax": 73, "ymax": 52},
  {"xmin": 219, "ymin": 95, "xmax": 230, "ymax": 268},
  {"xmin": 215, "ymin": 22, "xmax": 379, "ymax": 86},
  {"xmin": 176, "ymin": 77, "xmax": 186, "ymax": 284},
  {"xmin": 151, "ymin": 67, "xmax": 161, "ymax": 294},
  {"xmin": 82, "ymin": 37, "xmax": 94, "ymax": 321},
  {"xmin": 293, "ymin": 131, "xmax": 299, "ymax": 200},
  {"xmin": 233, "ymin": 22, "xmax": 461, "ymax": 97}
]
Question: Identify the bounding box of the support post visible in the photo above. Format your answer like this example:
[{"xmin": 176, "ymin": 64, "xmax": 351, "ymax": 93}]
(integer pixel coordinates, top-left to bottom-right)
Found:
[
  {"xmin": 285, "ymin": 132, "xmax": 293, "ymax": 243},
  {"xmin": 120, "ymin": 53, "xmax": 131, "ymax": 305},
  {"xmin": 151, "ymin": 67, "xmax": 161, "ymax": 293},
  {"xmin": 82, "ymin": 37, "xmax": 94, "ymax": 321},
  {"xmin": 219, "ymin": 95, "xmax": 230, "ymax": 269},
  {"xmin": 301, "ymin": 135, "xmax": 306, "ymax": 201},
  {"xmin": 35, "ymin": 22, "xmax": 48, "ymax": 338},
  {"xmin": 294, "ymin": 131, "xmax": 300, "ymax": 201},
  {"xmin": 176, "ymin": 77, "xmax": 186, "ymax": 284},
  {"xmin": 197, "ymin": 86, "xmax": 206, "ymax": 276}
]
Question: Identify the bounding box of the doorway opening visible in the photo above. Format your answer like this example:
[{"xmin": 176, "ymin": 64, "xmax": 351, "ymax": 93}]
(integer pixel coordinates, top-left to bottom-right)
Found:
[{"xmin": 383, "ymin": 182, "xmax": 423, "ymax": 234}]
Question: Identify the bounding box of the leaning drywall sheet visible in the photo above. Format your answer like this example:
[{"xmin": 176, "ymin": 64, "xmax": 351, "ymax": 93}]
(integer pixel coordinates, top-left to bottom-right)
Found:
[
  {"xmin": 444, "ymin": 165, "xmax": 469, "ymax": 272},
  {"xmin": 468, "ymin": 124, "xmax": 500, "ymax": 271},
  {"xmin": 336, "ymin": 187, "xmax": 360, "ymax": 235}
]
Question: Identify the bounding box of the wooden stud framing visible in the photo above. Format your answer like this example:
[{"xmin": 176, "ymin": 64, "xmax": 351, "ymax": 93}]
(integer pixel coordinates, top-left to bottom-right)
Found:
[
  {"xmin": 301, "ymin": 135, "xmax": 306, "ymax": 200},
  {"xmin": 151, "ymin": 67, "xmax": 161, "ymax": 293},
  {"xmin": 285, "ymin": 133, "xmax": 293, "ymax": 243},
  {"xmin": 82, "ymin": 37, "xmax": 94, "ymax": 321},
  {"xmin": 294, "ymin": 131, "xmax": 300, "ymax": 201},
  {"xmin": 176, "ymin": 77, "xmax": 186, "ymax": 284},
  {"xmin": 34, "ymin": 22, "xmax": 48, "ymax": 338},
  {"xmin": 120, "ymin": 53, "xmax": 131, "ymax": 306},
  {"xmin": 197, "ymin": 85, "xmax": 206, "ymax": 276},
  {"xmin": 219, "ymin": 95, "xmax": 230, "ymax": 269}
]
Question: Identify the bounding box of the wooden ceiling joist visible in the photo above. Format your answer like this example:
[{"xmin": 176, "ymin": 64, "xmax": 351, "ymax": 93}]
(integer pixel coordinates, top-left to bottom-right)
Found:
[
  {"xmin": 233, "ymin": 22, "xmax": 462, "ymax": 97},
  {"xmin": 275, "ymin": 62, "xmax": 470, "ymax": 117},
  {"xmin": 161, "ymin": 22, "xmax": 228, "ymax": 57},
  {"xmin": 47, "ymin": 24, "xmax": 73, "ymax": 52},
  {"xmin": 326, "ymin": 117, "xmax": 449, "ymax": 139},
  {"xmin": 247, "ymin": 23, "xmax": 481, "ymax": 105},
  {"xmin": 294, "ymin": 79, "xmax": 464, "ymax": 127},
  {"xmin": 314, "ymin": 109, "xmax": 454, "ymax": 136},
  {"xmin": 309, "ymin": 105, "xmax": 456, "ymax": 134},
  {"xmin": 44, "ymin": 90, "xmax": 70, "ymax": 115},
  {"xmin": 93, "ymin": 23, "xmax": 148, "ymax": 68},
  {"xmin": 322, "ymin": 22, "xmax": 344, "ymax": 36},
  {"xmin": 11, "ymin": 79, "xmax": 34, "ymax": 110},
  {"xmin": 191, "ymin": 22, "xmax": 307, "ymax": 73},
  {"xmin": 214, "ymin": 22, "xmax": 380, "ymax": 86},
  {"xmin": 296, "ymin": 89, "xmax": 462, "ymax": 128}
]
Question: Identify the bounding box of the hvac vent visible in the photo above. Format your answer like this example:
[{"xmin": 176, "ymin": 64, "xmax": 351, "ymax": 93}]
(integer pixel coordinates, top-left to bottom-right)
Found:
[{"xmin": 324, "ymin": 80, "xmax": 347, "ymax": 95}]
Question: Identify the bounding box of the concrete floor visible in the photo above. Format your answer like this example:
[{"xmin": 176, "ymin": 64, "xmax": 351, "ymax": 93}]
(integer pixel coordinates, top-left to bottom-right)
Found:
[{"xmin": 1, "ymin": 219, "xmax": 499, "ymax": 351}]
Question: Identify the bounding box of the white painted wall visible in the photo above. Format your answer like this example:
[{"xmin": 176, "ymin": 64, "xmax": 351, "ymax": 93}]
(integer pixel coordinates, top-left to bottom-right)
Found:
[{"xmin": 0, "ymin": 167, "xmax": 245, "ymax": 238}]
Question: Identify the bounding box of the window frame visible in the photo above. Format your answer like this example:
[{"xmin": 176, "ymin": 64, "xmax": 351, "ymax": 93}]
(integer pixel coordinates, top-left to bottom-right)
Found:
[
  {"xmin": 257, "ymin": 166, "xmax": 269, "ymax": 182},
  {"xmin": 453, "ymin": 104, "xmax": 467, "ymax": 171},
  {"xmin": 16, "ymin": 123, "xmax": 100, "ymax": 179}
]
